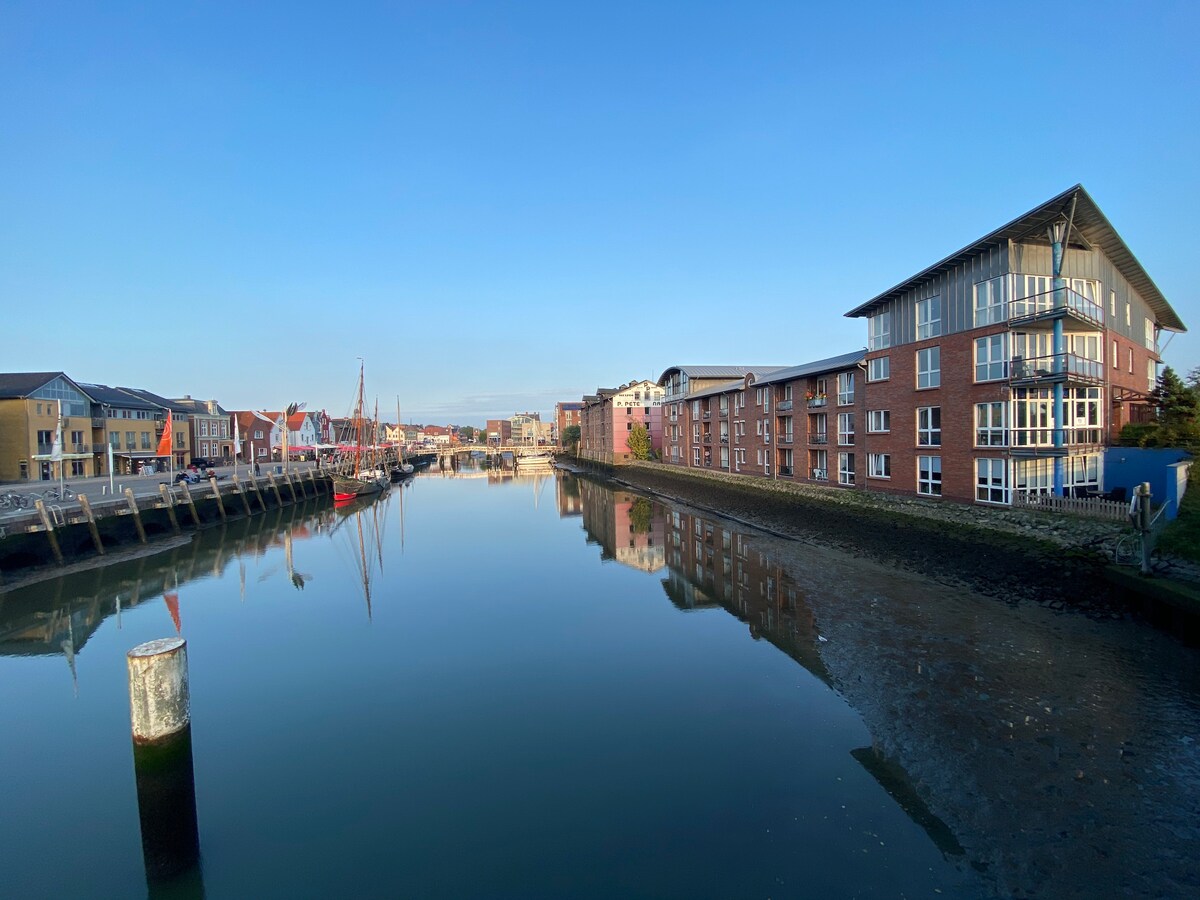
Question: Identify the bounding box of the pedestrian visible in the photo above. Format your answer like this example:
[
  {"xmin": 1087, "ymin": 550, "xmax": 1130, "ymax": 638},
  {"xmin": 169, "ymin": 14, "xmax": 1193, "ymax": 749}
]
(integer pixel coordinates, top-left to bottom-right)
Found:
[{"xmin": 254, "ymin": 460, "xmax": 261, "ymax": 476}]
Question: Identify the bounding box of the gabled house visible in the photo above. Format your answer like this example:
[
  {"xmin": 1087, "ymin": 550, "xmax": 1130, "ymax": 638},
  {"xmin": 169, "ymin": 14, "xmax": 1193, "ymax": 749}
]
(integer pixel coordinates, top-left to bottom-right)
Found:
[
  {"xmin": 116, "ymin": 388, "xmax": 192, "ymax": 470},
  {"xmin": 580, "ymin": 379, "xmax": 666, "ymax": 465},
  {"xmin": 172, "ymin": 396, "xmax": 233, "ymax": 462},
  {"xmin": 0, "ymin": 372, "xmax": 96, "ymax": 481},
  {"xmin": 844, "ymin": 184, "xmax": 1187, "ymax": 504}
]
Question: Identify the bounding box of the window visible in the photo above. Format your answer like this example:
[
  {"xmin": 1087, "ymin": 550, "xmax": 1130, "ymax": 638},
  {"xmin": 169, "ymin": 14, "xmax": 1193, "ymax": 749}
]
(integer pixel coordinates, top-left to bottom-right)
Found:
[
  {"xmin": 1112, "ymin": 339, "xmax": 1119, "ymax": 369},
  {"xmin": 838, "ymin": 452, "xmax": 855, "ymax": 486},
  {"xmin": 976, "ymin": 459, "xmax": 1009, "ymax": 504},
  {"xmin": 693, "ymin": 448, "xmax": 701, "ymax": 465},
  {"xmin": 868, "ymin": 453, "xmax": 891, "ymax": 479},
  {"xmin": 692, "ymin": 399, "xmax": 701, "ymax": 417},
  {"xmin": 868, "ymin": 311, "xmax": 891, "ymax": 350},
  {"xmin": 1144, "ymin": 317, "xmax": 1156, "ymax": 351},
  {"xmin": 975, "ymin": 402, "xmax": 1007, "ymax": 447},
  {"xmin": 1109, "ymin": 290, "xmax": 1117, "ymax": 319},
  {"xmin": 254, "ymin": 429, "xmax": 263, "ymax": 439},
  {"xmin": 837, "ymin": 372, "xmax": 855, "ymax": 405},
  {"xmin": 867, "ymin": 356, "xmax": 889, "ymax": 382},
  {"xmin": 126, "ymin": 431, "xmax": 136, "ymax": 450},
  {"xmin": 1125, "ymin": 300, "xmax": 1131, "ymax": 328},
  {"xmin": 917, "ymin": 455, "xmax": 942, "ymax": 496},
  {"xmin": 975, "ymin": 334, "xmax": 1008, "ymax": 382},
  {"xmin": 1128, "ymin": 348, "xmax": 1133, "ymax": 374},
  {"xmin": 37, "ymin": 429, "xmax": 52, "ymax": 446},
  {"xmin": 141, "ymin": 432, "xmax": 151, "ymax": 449},
  {"xmin": 71, "ymin": 460, "xmax": 86, "ymax": 476},
  {"xmin": 200, "ymin": 420, "xmax": 209, "ymax": 437},
  {"xmin": 916, "ymin": 296, "xmax": 942, "ymax": 339},
  {"xmin": 109, "ymin": 432, "xmax": 120, "ymax": 448},
  {"xmin": 627, "ymin": 421, "xmax": 632, "ymax": 431},
  {"xmin": 917, "ymin": 347, "xmax": 941, "ymax": 389},
  {"xmin": 867, "ymin": 410, "xmax": 890, "ymax": 433},
  {"xmin": 974, "ymin": 276, "xmax": 1006, "ymax": 325},
  {"xmin": 917, "ymin": 407, "xmax": 941, "ymax": 447},
  {"xmin": 838, "ymin": 412, "xmax": 855, "ymax": 445},
  {"xmin": 1148, "ymin": 360, "xmax": 1157, "ymax": 392},
  {"xmin": 693, "ymin": 423, "xmax": 700, "ymax": 442}
]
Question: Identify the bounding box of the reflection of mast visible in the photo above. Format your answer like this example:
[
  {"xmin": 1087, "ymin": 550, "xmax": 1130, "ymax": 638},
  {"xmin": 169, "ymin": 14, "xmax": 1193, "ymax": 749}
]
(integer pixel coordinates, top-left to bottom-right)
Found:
[
  {"xmin": 61, "ymin": 614, "xmax": 78, "ymax": 698},
  {"xmin": 356, "ymin": 507, "xmax": 372, "ymax": 622}
]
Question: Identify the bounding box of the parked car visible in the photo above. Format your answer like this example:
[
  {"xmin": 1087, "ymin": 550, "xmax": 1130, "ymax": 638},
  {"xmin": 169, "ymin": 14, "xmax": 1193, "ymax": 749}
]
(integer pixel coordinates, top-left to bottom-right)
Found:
[{"xmin": 190, "ymin": 457, "xmax": 216, "ymax": 469}]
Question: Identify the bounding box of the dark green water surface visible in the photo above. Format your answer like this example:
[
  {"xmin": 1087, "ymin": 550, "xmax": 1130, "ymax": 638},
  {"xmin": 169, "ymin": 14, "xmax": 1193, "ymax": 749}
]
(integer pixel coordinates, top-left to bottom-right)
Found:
[{"xmin": 1, "ymin": 469, "xmax": 1197, "ymax": 898}]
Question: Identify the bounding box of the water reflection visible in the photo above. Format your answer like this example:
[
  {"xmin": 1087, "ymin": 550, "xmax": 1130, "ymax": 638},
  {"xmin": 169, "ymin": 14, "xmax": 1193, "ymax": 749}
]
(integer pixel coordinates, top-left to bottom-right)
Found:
[{"xmin": 567, "ymin": 471, "xmax": 1200, "ymax": 899}]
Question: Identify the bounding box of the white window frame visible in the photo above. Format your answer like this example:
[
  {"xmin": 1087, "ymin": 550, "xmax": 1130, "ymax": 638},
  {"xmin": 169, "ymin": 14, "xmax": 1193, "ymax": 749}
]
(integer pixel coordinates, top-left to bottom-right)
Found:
[
  {"xmin": 916, "ymin": 346, "xmax": 941, "ymax": 389},
  {"xmin": 867, "ymin": 356, "xmax": 889, "ymax": 382},
  {"xmin": 867, "ymin": 409, "xmax": 890, "ymax": 433},
  {"xmin": 837, "ymin": 412, "xmax": 854, "ymax": 445},
  {"xmin": 917, "ymin": 455, "xmax": 942, "ymax": 497},
  {"xmin": 868, "ymin": 453, "xmax": 891, "ymax": 479},
  {"xmin": 1112, "ymin": 339, "xmax": 1119, "ymax": 369},
  {"xmin": 916, "ymin": 406, "xmax": 941, "ymax": 447},
  {"xmin": 976, "ymin": 458, "xmax": 1009, "ymax": 505},
  {"xmin": 974, "ymin": 276, "xmax": 1006, "ymax": 326},
  {"xmin": 975, "ymin": 402, "xmax": 1007, "ymax": 447},
  {"xmin": 868, "ymin": 311, "xmax": 891, "ymax": 350},
  {"xmin": 837, "ymin": 452, "xmax": 854, "ymax": 486},
  {"xmin": 916, "ymin": 296, "xmax": 942, "ymax": 340},
  {"xmin": 974, "ymin": 334, "xmax": 1008, "ymax": 382},
  {"xmin": 837, "ymin": 372, "xmax": 855, "ymax": 406}
]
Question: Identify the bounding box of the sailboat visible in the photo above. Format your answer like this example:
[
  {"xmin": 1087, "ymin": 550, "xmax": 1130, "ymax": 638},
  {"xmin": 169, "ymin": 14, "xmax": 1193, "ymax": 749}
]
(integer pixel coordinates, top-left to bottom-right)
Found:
[
  {"xmin": 390, "ymin": 395, "xmax": 414, "ymax": 481},
  {"xmin": 331, "ymin": 362, "xmax": 391, "ymax": 503}
]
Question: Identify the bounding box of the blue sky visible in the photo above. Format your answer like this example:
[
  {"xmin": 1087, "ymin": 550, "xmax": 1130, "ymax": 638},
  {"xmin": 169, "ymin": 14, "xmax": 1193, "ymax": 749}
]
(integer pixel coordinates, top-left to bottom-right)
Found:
[{"xmin": 2, "ymin": 1, "xmax": 1197, "ymax": 424}]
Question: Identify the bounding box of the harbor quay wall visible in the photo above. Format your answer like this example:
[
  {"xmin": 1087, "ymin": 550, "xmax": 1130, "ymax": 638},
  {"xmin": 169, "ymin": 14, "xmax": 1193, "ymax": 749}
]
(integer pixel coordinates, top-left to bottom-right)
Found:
[{"xmin": 0, "ymin": 471, "xmax": 333, "ymax": 581}]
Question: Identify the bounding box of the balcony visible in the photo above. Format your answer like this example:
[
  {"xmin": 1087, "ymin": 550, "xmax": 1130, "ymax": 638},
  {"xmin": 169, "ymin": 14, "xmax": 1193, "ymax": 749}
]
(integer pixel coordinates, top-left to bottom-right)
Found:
[
  {"xmin": 806, "ymin": 396, "xmax": 827, "ymax": 408},
  {"xmin": 91, "ymin": 417, "xmax": 105, "ymax": 428},
  {"xmin": 809, "ymin": 433, "xmax": 828, "ymax": 446},
  {"xmin": 811, "ymin": 468, "xmax": 828, "ymax": 481},
  {"xmin": 776, "ymin": 399, "xmax": 793, "ymax": 411},
  {"xmin": 702, "ymin": 434, "xmax": 712, "ymax": 444},
  {"xmin": 72, "ymin": 442, "xmax": 90, "ymax": 454},
  {"xmin": 719, "ymin": 408, "xmax": 728, "ymax": 418},
  {"xmin": 36, "ymin": 442, "xmax": 53, "ymax": 455},
  {"xmin": 702, "ymin": 411, "xmax": 711, "ymax": 420},
  {"xmin": 779, "ymin": 465, "xmax": 793, "ymax": 477},
  {"xmin": 1007, "ymin": 286, "xmax": 1105, "ymax": 331},
  {"xmin": 719, "ymin": 436, "xmax": 729, "ymax": 444},
  {"xmin": 1009, "ymin": 353, "xmax": 1105, "ymax": 387},
  {"xmin": 778, "ymin": 433, "xmax": 793, "ymax": 446},
  {"xmin": 1009, "ymin": 426, "xmax": 1105, "ymax": 457}
]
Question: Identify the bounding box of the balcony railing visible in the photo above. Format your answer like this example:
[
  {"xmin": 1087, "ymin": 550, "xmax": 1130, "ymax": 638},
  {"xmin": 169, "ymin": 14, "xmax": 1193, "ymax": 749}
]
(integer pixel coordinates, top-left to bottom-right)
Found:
[
  {"xmin": 1009, "ymin": 353, "xmax": 1105, "ymax": 386},
  {"xmin": 719, "ymin": 436, "xmax": 729, "ymax": 444},
  {"xmin": 702, "ymin": 435, "xmax": 712, "ymax": 444},
  {"xmin": 809, "ymin": 433, "xmax": 828, "ymax": 445},
  {"xmin": 778, "ymin": 433, "xmax": 793, "ymax": 445},
  {"xmin": 1008, "ymin": 286, "xmax": 1105, "ymax": 329},
  {"xmin": 806, "ymin": 397, "xmax": 827, "ymax": 408},
  {"xmin": 838, "ymin": 434, "xmax": 855, "ymax": 446},
  {"xmin": 36, "ymin": 442, "xmax": 53, "ymax": 454},
  {"xmin": 702, "ymin": 411, "xmax": 711, "ymax": 420},
  {"xmin": 776, "ymin": 399, "xmax": 793, "ymax": 411},
  {"xmin": 91, "ymin": 417, "xmax": 105, "ymax": 428},
  {"xmin": 779, "ymin": 465, "xmax": 793, "ymax": 477},
  {"xmin": 719, "ymin": 408, "xmax": 728, "ymax": 418},
  {"xmin": 1009, "ymin": 427, "xmax": 1105, "ymax": 454},
  {"xmin": 72, "ymin": 442, "xmax": 90, "ymax": 453},
  {"xmin": 811, "ymin": 468, "xmax": 828, "ymax": 481}
]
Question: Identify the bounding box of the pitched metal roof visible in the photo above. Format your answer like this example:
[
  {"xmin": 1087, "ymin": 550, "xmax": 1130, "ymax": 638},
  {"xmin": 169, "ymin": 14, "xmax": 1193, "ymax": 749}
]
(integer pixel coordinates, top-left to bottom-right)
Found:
[
  {"xmin": 844, "ymin": 184, "xmax": 1186, "ymax": 333},
  {"xmin": 754, "ymin": 350, "xmax": 867, "ymax": 385},
  {"xmin": 115, "ymin": 387, "xmax": 192, "ymax": 414},
  {"xmin": 655, "ymin": 365, "xmax": 787, "ymax": 387},
  {"xmin": 75, "ymin": 382, "xmax": 161, "ymax": 409},
  {"xmin": 0, "ymin": 372, "xmax": 68, "ymax": 399}
]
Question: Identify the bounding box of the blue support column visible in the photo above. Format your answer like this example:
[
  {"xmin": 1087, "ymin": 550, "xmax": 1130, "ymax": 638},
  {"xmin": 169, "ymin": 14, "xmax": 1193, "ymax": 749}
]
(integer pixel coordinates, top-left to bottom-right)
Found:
[{"xmin": 1051, "ymin": 230, "xmax": 1066, "ymax": 496}]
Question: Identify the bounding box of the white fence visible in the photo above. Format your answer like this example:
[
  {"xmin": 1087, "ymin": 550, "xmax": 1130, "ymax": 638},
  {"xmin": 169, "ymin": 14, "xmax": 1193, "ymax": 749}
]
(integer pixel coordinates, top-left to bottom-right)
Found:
[{"xmin": 1012, "ymin": 492, "xmax": 1129, "ymax": 522}]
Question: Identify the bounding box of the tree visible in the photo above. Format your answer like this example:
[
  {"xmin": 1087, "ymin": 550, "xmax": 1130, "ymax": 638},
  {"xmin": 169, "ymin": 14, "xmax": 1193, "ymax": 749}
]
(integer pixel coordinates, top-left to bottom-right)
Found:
[
  {"xmin": 626, "ymin": 423, "xmax": 652, "ymax": 460},
  {"xmin": 562, "ymin": 425, "xmax": 581, "ymax": 450},
  {"xmin": 458, "ymin": 425, "xmax": 475, "ymax": 442},
  {"xmin": 1122, "ymin": 366, "xmax": 1200, "ymax": 450}
]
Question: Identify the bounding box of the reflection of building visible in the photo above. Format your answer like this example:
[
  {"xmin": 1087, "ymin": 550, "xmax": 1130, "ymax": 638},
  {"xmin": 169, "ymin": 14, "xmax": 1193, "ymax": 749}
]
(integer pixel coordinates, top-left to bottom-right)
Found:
[
  {"xmin": 556, "ymin": 474, "xmax": 582, "ymax": 517},
  {"xmin": 578, "ymin": 479, "xmax": 665, "ymax": 573},
  {"xmin": 660, "ymin": 504, "xmax": 830, "ymax": 683}
]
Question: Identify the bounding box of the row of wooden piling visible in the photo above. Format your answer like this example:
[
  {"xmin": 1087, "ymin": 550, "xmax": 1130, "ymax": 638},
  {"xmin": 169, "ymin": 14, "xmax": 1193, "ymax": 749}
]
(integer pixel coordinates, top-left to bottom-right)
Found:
[{"xmin": 20, "ymin": 468, "xmax": 331, "ymax": 569}]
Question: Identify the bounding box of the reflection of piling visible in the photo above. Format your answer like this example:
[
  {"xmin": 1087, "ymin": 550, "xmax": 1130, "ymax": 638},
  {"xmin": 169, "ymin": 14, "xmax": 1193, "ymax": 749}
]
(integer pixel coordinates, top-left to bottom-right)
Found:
[{"xmin": 127, "ymin": 638, "xmax": 201, "ymax": 885}]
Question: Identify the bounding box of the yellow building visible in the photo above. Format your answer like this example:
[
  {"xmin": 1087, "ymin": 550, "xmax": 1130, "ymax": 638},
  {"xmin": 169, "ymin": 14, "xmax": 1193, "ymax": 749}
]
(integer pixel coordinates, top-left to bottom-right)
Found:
[{"xmin": 0, "ymin": 373, "xmax": 97, "ymax": 482}]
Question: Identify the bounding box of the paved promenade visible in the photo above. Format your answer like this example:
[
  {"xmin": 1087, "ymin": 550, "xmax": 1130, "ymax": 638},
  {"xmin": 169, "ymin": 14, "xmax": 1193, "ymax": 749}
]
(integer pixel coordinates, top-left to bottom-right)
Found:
[{"xmin": 0, "ymin": 461, "xmax": 321, "ymax": 519}]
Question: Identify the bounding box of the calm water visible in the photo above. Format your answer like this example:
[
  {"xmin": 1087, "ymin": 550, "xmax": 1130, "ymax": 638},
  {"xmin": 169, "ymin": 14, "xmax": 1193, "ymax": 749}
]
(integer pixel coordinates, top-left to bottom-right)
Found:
[{"xmin": 1, "ymin": 467, "xmax": 1197, "ymax": 898}]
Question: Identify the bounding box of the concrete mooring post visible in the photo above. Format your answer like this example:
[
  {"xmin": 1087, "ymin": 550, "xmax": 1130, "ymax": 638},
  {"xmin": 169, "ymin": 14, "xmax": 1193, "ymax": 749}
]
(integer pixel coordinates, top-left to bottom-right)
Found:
[{"xmin": 127, "ymin": 638, "xmax": 201, "ymax": 885}]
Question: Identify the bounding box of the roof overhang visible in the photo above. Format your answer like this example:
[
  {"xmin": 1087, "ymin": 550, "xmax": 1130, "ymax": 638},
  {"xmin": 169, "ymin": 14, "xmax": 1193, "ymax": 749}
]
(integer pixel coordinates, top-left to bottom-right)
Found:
[{"xmin": 844, "ymin": 185, "xmax": 1185, "ymax": 333}]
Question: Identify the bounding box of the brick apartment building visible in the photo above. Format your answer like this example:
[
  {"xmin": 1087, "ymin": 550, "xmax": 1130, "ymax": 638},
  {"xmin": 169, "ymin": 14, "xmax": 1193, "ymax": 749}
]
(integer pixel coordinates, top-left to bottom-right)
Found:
[
  {"xmin": 580, "ymin": 380, "xmax": 665, "ymax": 465},
  {"xmin": 555, "ymin": 401, "xmax": 583, "ymax": 445},
  {"xmin": 845, "ymin": 184, "xmax": 1186, "ymax": 504}
]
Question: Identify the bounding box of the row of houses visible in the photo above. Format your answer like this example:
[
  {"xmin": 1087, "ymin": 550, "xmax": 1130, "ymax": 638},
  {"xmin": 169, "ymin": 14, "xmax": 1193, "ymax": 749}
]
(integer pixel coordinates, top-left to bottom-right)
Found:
[
  {"xmin": 572, "ymin": 185, "xmax": 1188, "ymax": 506},
  {"xmin": 0, "ymin": 375, "xmax": 472, "ymax": 482}
]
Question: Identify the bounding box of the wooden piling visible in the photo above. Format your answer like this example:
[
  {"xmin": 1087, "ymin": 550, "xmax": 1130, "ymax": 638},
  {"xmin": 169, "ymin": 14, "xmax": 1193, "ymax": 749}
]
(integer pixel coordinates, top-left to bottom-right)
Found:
[
  {"xmin": 34, "ymin": 499, "xmax": 65, "ymax": 564},
  {"xmin": 267, "ymin": 472, "xmax": 284, "ymax": 507},
  {"xmin": 124, "ymin": 488, "xmax": 148, "ymax": 544},
  {"xmin": 209, "ymin": 476, "xmax": 227, "ymax": 522},
  {"xmin": 284, "ymin": 472, "xmax": 299, "ymax": 504},
  {"xmin": 127, "ymin": 637, "xmax": 200, "ymax": 882},
  {"xmin": 178, "ymin": 481, "xmax": 202, "ymax": 527},
  {"xmin": 157, "ymin": 484, "xmax": 182, "ymax": 534},
  {"xmin": 249, "ymin": 475, "xmax": 267, "ymax": 512},
  {"xmin": 232, "ymin": 475, "xmax": 253, "ymax": 516},
  {"xmin": 295, "ymin": 471, "xmax": 308, "ymax": 499},
  {"xmin": 78, "ymin": 493, "xmax": 106, "ymax": 555}
]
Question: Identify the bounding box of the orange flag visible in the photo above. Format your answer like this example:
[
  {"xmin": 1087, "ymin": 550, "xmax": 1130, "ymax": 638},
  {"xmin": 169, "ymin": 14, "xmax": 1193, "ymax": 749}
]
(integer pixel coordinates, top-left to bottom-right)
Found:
[{"xmin": 156, "ymin": 409, "xmax": 173, "ymax": 457}]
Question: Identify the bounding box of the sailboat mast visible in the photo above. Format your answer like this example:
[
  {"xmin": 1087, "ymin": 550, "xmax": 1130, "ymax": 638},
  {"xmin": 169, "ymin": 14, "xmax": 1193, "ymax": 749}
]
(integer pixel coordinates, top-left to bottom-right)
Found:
[{"xmin": 355, "ymin": 360, "xmax": 365, "ymax": 477}]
